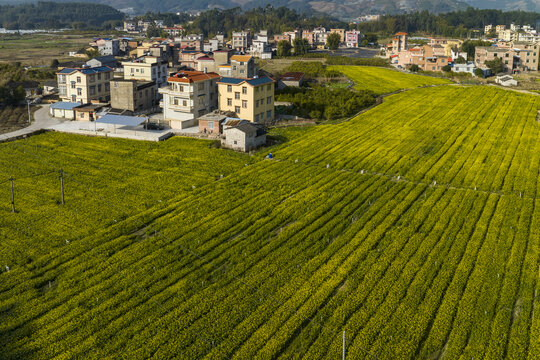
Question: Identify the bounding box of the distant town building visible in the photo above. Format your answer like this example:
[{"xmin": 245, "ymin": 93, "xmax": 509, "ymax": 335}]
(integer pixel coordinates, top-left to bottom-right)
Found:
[
  {"xmin": 122, "ymin": 56, "xmax": 168, "ymax": 89},
  {"xmin": 232, "ymin": 31, "xmax": 251, "ymax": 52},
  {"xmin": 345, "ymin": 30, "xmax": 364, "ymax": 48}
]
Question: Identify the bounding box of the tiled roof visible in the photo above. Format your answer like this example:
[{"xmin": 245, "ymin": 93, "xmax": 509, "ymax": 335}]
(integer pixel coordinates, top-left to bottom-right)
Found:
[
  {"xmin": 218, "ymin": 76, "xmax": 274, "ymax": 87},
  {"xmin": 230, "ymin": 55, "xmax": 252, "ymax": 62},
  {"xmin": 57, "ymin": 66, "xmax": 112, "ymax": 75},
  {"xmin": 281, "ymin": 72, "xmax": 304, "ymax": 81},
  {"xmin": 395, "ymin": 32, "xmax": 408, "ymax": 36},
  {"xmin": 168, "ymin": 71, "xmax": 220, "ymax": 83}
]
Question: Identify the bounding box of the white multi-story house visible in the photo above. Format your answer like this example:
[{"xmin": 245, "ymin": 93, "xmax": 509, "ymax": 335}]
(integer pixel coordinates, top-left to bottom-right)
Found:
[
  {"xmin": 121, "ymin": 56, "xmax": 168, "ymax": 89},
  {"xmin": 232, "ymin": 31, "xmax": 251, "ymax": 52},
  {"xmin": 159, "ymin": 71, "xmax": 220, "ymax": 129}
]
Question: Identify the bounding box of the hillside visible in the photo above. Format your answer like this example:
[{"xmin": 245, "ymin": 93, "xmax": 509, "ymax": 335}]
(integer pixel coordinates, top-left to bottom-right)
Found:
[
  {"xmin": 0, "ymin": 0, "xmax": 535, "ymax": 20},
  {"xmin": 1, "ymin": 71, "xmax": 540, "ymax": 358},
  {"xmin": 0, "ymin": 1, "xmax": 123, "ymax": 29}
]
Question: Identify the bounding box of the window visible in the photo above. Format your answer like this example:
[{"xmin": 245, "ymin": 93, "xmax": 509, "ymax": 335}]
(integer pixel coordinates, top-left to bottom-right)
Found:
[
  {"xmin": 267, "ymin": 110, "xmax": 272, "ymax": 118},
  {"xmin": 240, "ymin": 70, "xmax": 245, "ymax": 74},
  {"xmin": 89, "ymin": 86, "xmax": 96, "ymax": 95},
  {"xmin": 141, "ymin": 69, "xmax": 144, "ymax": 74},
  {"xmin": 235, "ymin": 92, "xmax": 240, "ymax": 100},
  {"xmin": 72, "ymin": 95, "xmax": 77, "ymax": 102},
  {"xmin": 227, "ymin": 85, "xmax": 232, "ymax": 92},
  {"xmin": 505, "ymin": 53, "xmax": 509, "ymax": 58},
  {"xmin": 89, "ymin": 75, "xmax": 95, "ymax": 82},
  {"xmin": 227, "ymin": 98, "xmax": 232, "ymax": 106},
  {"xmin": 267, "ymin": 96, "xmax": 272, "ymax": 104},
  {"xmin": 105, "ymin": 73, "xmax": 110, "ymax": 80},
  {"xmin": 80, "ymin": 112, "xmax": 85, "ymax": 118},
  {"xmin": 114, "ymin": 81, "xmax": 118, "ymax": 88},
  {"xmin": 77, "ymin": 88, "xmax": 82, "ymax": 95},
  {"xmin": 105, "ymin": 83, "xmax": 109, "ymax": 91},
  {"xmin": 98, "ymin": 84, "xmax": 102, "ymax": 92},
  {"xmin": 76, "ymin": 76, "xmax": 81, "ymax": 83},
  {"xmin": 232, "ymin": 65, "xmax": 237, "ymax": 70},
  {"xmin": 267, "ymin": 84, "xmax": 271, "ymax": 91},
  {"xmin": 233, "ymin": 140, "xmax": 237, "ymax": 145},
  {"xmin": 71, "ymin": 81, "xmax": 76, "ymax": 89},
  {"xmin": 131, "ymin": 68, "xmax": 135, "ymax": 73},
  {"xmin": 242, "ymin": 100, "xmax": 247, "ymax": 108},
  {"xmin": 242, "ymin": 86, "xmax": 247, "ymax": 94},
  {"xmin": 198, "ymin": 83, "xmax": 204, "ymax": 91},
  {"xmin": 183, "ymin": 100, "xmax": 187, "ymax": 106},
  {"xmin": 255, "ymin": 114, "xmax": 259, "ymax": 122},
  {"xmin": 209, "ymin": 122, "xmax": 214, "ymax": 129},
  {"xmin": 255, "ymin": 100, "xmax": 259, "ymax": 107},
  {"xmin": 235, "ymin": 106, "xmax": 240, "ymax": 113},
  {"xmin": 505, "ymin": 60, "xmax": 508, "ymax": 64},
  {"xmin": 97, "ymin": 73, "xmax": 101, "ymax": 80}
]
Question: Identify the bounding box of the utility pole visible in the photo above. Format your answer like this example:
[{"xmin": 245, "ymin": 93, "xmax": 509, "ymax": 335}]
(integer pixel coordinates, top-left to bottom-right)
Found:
[
  {"xmin": 59, "ymin": 169, "xmax": 65, "ymax": 205},
  {"xmin": 9, "ymin": 177, "xmax": 15, "ymax": 213},
  {"xmin": 342, "ymin": 331, "xmax": 346, "ymax": 360},
  {"xmin": 26, "ymin": 99, "xmax": 31, "ymax": 124}
]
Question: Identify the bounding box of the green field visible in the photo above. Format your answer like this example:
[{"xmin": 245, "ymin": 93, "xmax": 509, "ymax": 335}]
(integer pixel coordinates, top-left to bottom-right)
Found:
[
  {"xmin": 332, "ymin": 65, "xmax": 452, "ymax": 94},
  {"xmin": 1, "ymin": 85, "xmax": 540, "ymax": 359}
]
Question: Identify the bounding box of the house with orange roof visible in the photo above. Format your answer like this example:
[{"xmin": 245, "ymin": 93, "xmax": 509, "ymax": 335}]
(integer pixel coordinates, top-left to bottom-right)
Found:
[
  {"xmin": 229, "ymin": 55, "xmax": 256, "ymax": 78},
  {"xmin": 159, "ymin": 71, "xmax": 220, "ymax": 129}
]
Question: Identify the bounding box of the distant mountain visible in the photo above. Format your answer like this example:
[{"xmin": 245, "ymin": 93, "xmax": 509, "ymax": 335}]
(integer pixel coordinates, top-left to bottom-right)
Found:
[{"xmin": 0, "ymin": 0, "xmax": 537, "ymax": 19}]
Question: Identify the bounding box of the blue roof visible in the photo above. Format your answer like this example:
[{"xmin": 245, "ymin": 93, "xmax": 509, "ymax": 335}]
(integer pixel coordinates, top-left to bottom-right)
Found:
[
  {"xmin": 218, "ymin": 76, "xmax": 274, "ymax": 87},
  {"xmin": 57, "ymin": 66, "xmax": 112, "ymax": 75},
  {"xmin": 51, "ymin": 102, "xmax": 81, "ymax": 110},
  {"xmin": 96, "ymin": 114, "xmax": 147, "ymax": 127}
]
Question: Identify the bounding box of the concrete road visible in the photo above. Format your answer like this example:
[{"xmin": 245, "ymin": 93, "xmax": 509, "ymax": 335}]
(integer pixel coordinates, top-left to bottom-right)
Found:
[{"xmin": 0, "ymin": 104, "xmax": 64, "ymax": 141}]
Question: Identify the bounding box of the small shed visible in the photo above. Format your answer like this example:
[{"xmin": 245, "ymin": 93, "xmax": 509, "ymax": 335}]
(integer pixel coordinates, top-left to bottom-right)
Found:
[
  {"xmin": 198, "ymin": 112, "xmax": 227, "ymax": 134},
  {"xmin": 278, "ymin": 72, "xmax": 305, "ymax": 89},
  {"xmin": 222, "ymin": 123, "xmax": 266, "ymax": 152},
  {"xmin": 74, "ymin": 104, "xmax": 105, "ymax": 121},
  {"xmin": 50, "ymin": 101, "xmax": 81, "ymax": 119},
  {"xmin": 495, "ymin": 75, "xmax": 518, "ymax": 87}
]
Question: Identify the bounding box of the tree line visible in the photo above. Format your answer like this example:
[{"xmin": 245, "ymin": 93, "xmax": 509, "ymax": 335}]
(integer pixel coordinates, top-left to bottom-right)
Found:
[
  {"xmin": 358, "ymin": 8, "xmax": 540, "ymax": 37},
  {"xmin": 182, "ymin": 6, "xmax": 347, "ymax": 38},
  {"xmin": 0, "ymin": 1, "xmax": 124, "ymax": 30}
]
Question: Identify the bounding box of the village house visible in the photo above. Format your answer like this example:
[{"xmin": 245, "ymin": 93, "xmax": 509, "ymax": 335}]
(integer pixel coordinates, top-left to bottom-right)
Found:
[
  {"xmin": 278, "ymin": 72, "xmax": 305, "ymax": 89},
  {"xmin": 97, "ymin": 39, "xmax": 120, "ymax": 56},
  {"xmin": 198, "ymin": 111, "xmax": 227, "ymax": 134},
  {"xmin": 49, "ymin": 101, "xmax": 81, "ymax": 119},
  {"xmin": 57, "ymin": 66, "xmax": 113, "ymax": 103},
  {"xmin": 159, "ymin": 71, "xmax": 220, "ymax": 129},
  {"xmin": 512, "ymin": 42, "xmax": 539, "ymax": 71},
  {"xmin": 110, "ymin": 80, "xmax": 157, "ymax": 113},
  {"xmin": 345, "ymin": 30, "xmax": 364, "ymax": 48},
  {"xmin": 122, "ymin": 56, "xmax": 168, "ymax": 89},
  {"xmin": 217, "ymin": 76, "xmax": 275, "ymax": 123},
  {"xmin": 86, "ymin": 56, "xmax": 118, "ymax": 69},
  {"xmin": 475, "ymin": 46, "xmax": 518, "ymax": 73},
  {"xmin": 232, "ymin": 31, "xmax": 251, "ymax": 52},
  {"xmin": 330, "ymin": 29, "xmax": 346, "ymax": 43},
  {"xmin": 229, "ymin": 55, "xmax": 257, "ymax": 78},
  {"xmin": 221, "ymin": 122, "xmax": 267, "ymax": 152}
]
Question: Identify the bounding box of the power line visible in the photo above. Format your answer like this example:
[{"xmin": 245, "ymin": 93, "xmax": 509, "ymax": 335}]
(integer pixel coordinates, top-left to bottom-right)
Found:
[{"xmin": 5, "ymin": 137, "xmax": 381, "ymax": 359}]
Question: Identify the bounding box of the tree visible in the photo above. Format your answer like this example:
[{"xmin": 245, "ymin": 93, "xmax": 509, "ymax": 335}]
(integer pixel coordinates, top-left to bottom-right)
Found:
[
  {"xmin": 485, "ymin": 57, "xmax": 504, "ymax": 74},
  {"xmin": 50, "ymin": 59, "xmax": 59, "ymax": 69},
  {"xmin": 409, "ymin": 64, "xmax": 420, "ymax": 72},
  {"xmin": 327, "ymin": 32, "xmax": 341, "ymax": 50},
  {"xmin": 474, "ymin": 68, "xmax": 485, "ymax": 77},
  {"xmin": 293, "ymin": 38, "xmax": 310, "ymax": 56},
  {"xmin": 455, "ymin": 56, "xmax": 466, "ymax": 64},
  {"xmin": 442, "ymin": 65, "xmax": 452, "ymax": 72},
  {"xmin": 13, "ymin": 86, "xmax": 26, "ymax": 102},
  {"xmin": 86, "ymin": 48, "xmax": 100, "ymax": 60},
  {"xmin": 276, "ymin": 40, "xmax": 292, "ymax": 57},
  {"xmin": 146, "ymin": 23, "xmax": 161, "ymax": 38}
]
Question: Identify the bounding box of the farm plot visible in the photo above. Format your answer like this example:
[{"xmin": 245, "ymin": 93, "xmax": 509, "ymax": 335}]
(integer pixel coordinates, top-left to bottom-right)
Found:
[
  {"xmin": 331, "ymin": 65, "xmax": 452, "ymax": 94},
  {"xmin": 1, "ymin": 85, "xmax": 539, "ymax": 359}
]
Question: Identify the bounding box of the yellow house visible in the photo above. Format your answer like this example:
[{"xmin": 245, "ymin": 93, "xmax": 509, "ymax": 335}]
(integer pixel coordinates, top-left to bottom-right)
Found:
[
  {"xmin": 56, "ymin": 66, "xmax": 113, "ymax": 103},
  {"xmin": 217, "ymin": 77, "xmax": 275, "ymax": 123}
]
